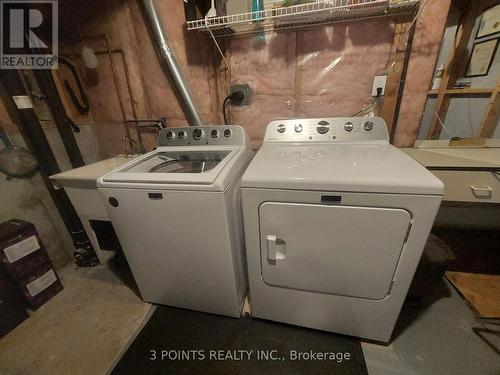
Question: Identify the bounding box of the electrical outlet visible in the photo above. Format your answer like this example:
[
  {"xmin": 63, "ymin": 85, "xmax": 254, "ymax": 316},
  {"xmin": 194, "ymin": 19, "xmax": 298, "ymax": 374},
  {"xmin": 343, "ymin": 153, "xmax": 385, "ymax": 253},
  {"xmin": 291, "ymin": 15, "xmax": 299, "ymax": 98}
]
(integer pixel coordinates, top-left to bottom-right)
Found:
[
  {"xmin": 372, "ymin": 75, "xmax": 387, "ymax": 96},
  {"xmin": 229, "ymin": 83, "xmax": 252, "ymax": 106}
]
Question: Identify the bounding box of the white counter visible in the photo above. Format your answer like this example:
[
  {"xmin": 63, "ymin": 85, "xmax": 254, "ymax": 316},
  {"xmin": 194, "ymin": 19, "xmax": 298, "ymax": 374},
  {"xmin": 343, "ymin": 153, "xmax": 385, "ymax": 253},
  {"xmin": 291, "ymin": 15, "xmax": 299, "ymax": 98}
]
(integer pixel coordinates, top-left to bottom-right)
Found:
[{"xmin": 50, "ymin": 156, "xmax": 136, "ymax": 262}]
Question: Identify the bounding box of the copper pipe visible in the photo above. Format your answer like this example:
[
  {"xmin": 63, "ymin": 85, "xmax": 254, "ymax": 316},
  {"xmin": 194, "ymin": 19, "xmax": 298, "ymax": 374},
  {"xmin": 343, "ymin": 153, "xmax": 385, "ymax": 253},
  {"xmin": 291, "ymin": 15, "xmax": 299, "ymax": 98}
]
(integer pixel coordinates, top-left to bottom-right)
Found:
[
  {"xmin": 103, "ymin": 35, "xmax": 135, "ymax": 151},
  {"xmin": 65, "ymin": 34, "xmax": 135, "ymax": 151},
  {"xmin": 63, "ymin": 46, "xmax": 146, "ymax": 151},
  {"xmin": 95, "ymin": 48, "xmax": 143, "ymax": 149}
]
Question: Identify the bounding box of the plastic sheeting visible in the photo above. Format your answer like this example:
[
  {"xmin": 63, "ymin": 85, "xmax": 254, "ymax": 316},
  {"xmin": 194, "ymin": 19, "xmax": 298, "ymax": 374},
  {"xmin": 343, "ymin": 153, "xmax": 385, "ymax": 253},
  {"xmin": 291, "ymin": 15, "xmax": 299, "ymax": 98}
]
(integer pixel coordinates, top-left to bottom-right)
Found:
[{"xmin": 226, "ymin": 19, "xmax": 395, "ymax": 148}]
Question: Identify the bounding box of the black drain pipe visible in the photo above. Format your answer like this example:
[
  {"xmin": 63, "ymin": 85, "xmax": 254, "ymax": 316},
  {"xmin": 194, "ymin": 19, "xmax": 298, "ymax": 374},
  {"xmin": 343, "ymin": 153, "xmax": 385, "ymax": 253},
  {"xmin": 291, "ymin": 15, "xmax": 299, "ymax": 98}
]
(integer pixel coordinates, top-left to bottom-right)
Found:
[
  {"xmin": 0, "ymin": 70, "xmax": 97, "ymax": 267},
  {"xmin": 32, "ymin": 69, "xmax": 85, "ymax": 168}
]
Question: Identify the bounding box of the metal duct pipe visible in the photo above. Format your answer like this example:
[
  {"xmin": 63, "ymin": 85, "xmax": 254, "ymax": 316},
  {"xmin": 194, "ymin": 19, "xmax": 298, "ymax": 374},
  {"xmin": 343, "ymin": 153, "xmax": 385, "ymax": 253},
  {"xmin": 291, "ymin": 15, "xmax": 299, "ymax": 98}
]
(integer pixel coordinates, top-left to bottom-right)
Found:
[{"xmin": 141, "ymin": 0, "xmax": 204, "ymax": 126}]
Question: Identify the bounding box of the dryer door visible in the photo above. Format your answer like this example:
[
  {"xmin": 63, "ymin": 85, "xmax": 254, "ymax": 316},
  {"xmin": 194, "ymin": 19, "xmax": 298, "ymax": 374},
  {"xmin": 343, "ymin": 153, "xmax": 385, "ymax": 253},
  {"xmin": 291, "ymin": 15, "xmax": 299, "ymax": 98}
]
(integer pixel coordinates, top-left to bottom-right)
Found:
[{"xmin": 259, "ymin": 202, "xmax": 411, "ymax": 300}]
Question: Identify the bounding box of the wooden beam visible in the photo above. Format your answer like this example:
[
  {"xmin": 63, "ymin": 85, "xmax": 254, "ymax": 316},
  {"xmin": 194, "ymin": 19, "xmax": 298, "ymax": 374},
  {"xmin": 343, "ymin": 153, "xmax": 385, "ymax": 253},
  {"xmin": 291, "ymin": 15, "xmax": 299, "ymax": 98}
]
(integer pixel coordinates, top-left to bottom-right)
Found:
[
  {"xmin": 428, "ymin": 87, "xmax": 496, "ymax": 95},
  {"xmin": 381, "ymin": 19, "xmax": 408, "ymax": 133},
  {"xmin": 426, "ymin": 2, "xmax": 481, "ymax": 139},
  {"xmin": 476, "ymin": 82, "xmax": 500, "ymax": 138},
  {"xmin": 294, "ymin": 31, "xmax": 302, "ymax": 116},
  {"xmin": 427, "ymin": 0, "xmax": 498, "ymax": 139},
  {"xmin": 207, "ymin": 39, "xmax": 222, "ymax": 124}
]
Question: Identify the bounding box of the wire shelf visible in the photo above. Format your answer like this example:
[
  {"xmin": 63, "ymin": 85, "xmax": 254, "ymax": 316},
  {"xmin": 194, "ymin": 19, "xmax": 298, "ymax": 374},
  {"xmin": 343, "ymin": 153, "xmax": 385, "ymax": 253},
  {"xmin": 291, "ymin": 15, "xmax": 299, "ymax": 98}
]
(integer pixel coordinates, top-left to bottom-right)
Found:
[{"xmin": 186, "ymin": 0, "xmax": 420, "ymax": 37}]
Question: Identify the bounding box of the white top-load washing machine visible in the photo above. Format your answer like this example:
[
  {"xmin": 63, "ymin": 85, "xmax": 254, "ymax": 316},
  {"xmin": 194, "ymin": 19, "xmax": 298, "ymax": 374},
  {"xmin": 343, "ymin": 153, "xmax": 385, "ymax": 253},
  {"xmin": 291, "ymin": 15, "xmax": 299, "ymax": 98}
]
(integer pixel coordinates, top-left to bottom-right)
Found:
[
  {"xmin": 98, "ymin": 126, "xmax": 253, "ymax": 317},
  {"xmin": 241, "ymin": 117, "xmax": 444, "ymax": 342}
]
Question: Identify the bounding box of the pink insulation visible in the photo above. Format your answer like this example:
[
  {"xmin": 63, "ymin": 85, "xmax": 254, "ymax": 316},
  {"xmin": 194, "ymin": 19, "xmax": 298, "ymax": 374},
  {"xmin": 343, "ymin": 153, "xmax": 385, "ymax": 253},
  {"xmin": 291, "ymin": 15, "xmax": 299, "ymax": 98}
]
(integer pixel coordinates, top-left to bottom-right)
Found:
[
  {"xmin": 298, "ymin": 21, "xmax": 394, "ymax": 116},
  {"xmin": 227, "ymin": 32, "xmax": 297, "ymax": 149},
  {"xmin": 64, "ymin": 0, "xmax": 448, "ymax": 156},
  {"xmin": 394, "ymin": 0, "xmax": 451, "ymax": 147},
  {"xmin": 228, "ymin": 19, "xmax": 395, "ymax": 148}
]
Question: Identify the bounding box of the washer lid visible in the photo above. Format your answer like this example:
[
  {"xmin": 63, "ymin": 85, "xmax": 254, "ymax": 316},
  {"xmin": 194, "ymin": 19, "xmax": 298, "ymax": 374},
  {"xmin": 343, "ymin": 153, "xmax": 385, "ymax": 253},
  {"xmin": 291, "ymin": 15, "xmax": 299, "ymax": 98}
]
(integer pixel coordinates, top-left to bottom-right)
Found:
[
  {"xmin": 242, "ymin": 143, "xmax": 444, "ymax": 195},
  {"xmin": 99, "ymin": 146, "xmax": 248, "ymax": 190},
  {"xmin": 120, "ymin": 150, "xmax": 230, "ymax": 174}
]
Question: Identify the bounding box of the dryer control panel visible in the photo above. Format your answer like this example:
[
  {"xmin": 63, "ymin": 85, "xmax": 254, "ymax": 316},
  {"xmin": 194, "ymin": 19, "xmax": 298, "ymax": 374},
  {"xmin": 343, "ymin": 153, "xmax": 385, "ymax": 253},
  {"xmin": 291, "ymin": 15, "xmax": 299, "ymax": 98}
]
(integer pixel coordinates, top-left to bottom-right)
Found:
[
  {"xmin": 264, "ymin": 117, "xmax": 389, "ymax": 143},
  {"xmin": 157, "ymin": 125, "xmax": 249, "ymax": 147}
]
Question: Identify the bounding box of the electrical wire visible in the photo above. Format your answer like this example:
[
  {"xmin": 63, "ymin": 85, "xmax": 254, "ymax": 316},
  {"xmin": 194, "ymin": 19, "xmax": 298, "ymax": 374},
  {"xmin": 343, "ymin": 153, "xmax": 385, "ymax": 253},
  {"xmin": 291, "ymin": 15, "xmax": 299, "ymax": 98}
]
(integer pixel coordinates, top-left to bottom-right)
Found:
[
  {"xmin": 384, "ymin": 0, "xmax": 429, "ymax": 73},
  {"xmin": 352, "ymin": 86, "xmax": 383, "ymax": 117},
  {"xmin": 205, "ymin": 17, "xmax": 230, "ymax": 72},
  {"xmin": 434, "ymin": 111, "xmax": 451, "ymax": 136},
  {"xmin": 351, "ymin": 98, "xmax": 378, "ymax": 117},
  {"xmin": 223, "ymin": 91, "xmax": 245, "ymax": 125},
  {"xmin": 223, "ymin": 96, "xmax": 231, "ymax": 125}
]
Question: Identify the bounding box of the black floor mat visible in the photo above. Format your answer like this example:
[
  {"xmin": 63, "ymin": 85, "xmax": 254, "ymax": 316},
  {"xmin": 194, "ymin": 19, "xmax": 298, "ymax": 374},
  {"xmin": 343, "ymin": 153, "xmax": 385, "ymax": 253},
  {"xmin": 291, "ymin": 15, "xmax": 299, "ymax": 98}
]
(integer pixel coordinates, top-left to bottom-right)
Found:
[{"xmin": 112, "ymin": 306, "xmax": 367, "ymax": 375}]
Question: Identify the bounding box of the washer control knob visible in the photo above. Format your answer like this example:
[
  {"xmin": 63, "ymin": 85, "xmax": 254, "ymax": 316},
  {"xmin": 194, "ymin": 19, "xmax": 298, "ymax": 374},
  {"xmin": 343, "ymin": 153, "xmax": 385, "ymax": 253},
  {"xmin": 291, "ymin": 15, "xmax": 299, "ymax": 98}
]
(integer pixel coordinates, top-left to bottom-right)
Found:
[
  {"xmin": 166, "ymin": 130, "xmax": 175, "ymax": 140},
  {"xmin": 344, "ymin": 122, "xmax": 354, "ymax": 132},
  {"xmin": 363, "ymin": 121, "xmax": 374, "ymax": 131},
  {"xmin": 223, "ymin": 129, "xmax": 232, "ymax": 138},
  {"xmin": 211, "ymin": 129, "xmax": 219, "ymax": 138},
  {"xmin": 294, "ymin": 123, "xmax": 303, "ymax": 133},
  {"xmin": 192, "ymin": 128, "xmax": 204, "ymax": 140},
  {"xmin": 277, "ymin": 124, "xmax": 286, "ymax": 133},
  {"xmin": 317, "ymin": 121, "xmax": 329, "ymax": 134},
  {"xmin": 178, "ymin": 130, "xmax": 186, "ymax": 140}
]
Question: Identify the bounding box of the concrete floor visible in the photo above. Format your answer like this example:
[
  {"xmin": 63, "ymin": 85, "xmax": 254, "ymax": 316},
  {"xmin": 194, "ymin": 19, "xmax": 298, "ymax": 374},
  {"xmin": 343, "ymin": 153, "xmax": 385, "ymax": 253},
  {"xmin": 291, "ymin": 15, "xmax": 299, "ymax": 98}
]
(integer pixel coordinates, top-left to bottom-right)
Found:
[
  {"xmin": 1, "ymin": 253, "xmax": 498, "ymax": 375},
  {"xmin": 0, "ymin": 252, "xmax": 152, "ymax": 375},
  {"xmin": 362, "ymin": 278, "xmax": 500, "ymax": 375}
]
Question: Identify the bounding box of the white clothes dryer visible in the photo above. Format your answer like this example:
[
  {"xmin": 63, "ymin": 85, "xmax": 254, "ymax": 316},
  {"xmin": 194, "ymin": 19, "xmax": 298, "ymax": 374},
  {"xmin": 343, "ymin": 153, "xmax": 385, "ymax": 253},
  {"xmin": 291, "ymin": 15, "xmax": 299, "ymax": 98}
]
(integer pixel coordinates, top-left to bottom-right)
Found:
[{"xmin": 241, "ymin": 117, "xmax": 443, "ymax": 342}]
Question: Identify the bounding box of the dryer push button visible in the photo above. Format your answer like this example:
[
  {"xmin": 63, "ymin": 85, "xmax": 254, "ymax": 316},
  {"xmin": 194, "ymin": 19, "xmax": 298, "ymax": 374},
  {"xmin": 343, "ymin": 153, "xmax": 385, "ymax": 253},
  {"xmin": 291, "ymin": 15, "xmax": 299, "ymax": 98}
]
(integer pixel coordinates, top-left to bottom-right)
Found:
[{"xmin": 363, "ymin": 121, "xmax": 374, "ymax": 131}]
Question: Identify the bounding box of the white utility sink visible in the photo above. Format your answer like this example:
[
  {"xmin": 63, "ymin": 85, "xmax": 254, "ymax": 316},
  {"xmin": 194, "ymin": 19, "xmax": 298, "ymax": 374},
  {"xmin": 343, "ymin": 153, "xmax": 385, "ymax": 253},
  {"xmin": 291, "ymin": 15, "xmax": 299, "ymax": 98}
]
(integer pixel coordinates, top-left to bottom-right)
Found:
[{"xmin": 50, "ymin": 156, "xmax": 137, "ymax": 262}]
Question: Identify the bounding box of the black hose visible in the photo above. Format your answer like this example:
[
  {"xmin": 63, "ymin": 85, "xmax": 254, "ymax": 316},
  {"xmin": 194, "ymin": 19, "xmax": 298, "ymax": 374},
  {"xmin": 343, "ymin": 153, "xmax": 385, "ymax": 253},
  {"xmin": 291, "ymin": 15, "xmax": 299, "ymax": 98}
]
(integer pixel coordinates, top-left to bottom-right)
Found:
[
  {"xmin": 59, "ymin": 57, "xmax": 89, "ymax": 114},
  {"xmin": 222, "ymin": 91, "xmax": 245, "ymax": 125}
]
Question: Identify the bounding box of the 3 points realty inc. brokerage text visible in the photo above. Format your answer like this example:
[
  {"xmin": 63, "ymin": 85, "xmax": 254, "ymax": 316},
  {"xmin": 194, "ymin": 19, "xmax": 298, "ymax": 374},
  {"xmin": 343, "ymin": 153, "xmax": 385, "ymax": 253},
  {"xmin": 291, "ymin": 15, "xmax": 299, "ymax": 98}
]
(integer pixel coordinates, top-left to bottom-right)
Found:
[{"xmin": 149, "ymin": 349, "xmax": 352, "ymax": 362}]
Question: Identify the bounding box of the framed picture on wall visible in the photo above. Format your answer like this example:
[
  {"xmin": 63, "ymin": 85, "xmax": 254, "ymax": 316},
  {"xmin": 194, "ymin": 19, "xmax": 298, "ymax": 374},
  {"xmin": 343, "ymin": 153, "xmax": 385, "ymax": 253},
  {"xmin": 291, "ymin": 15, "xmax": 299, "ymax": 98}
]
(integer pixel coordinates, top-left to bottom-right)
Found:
[
  {"xmin": 465, "ymin": 38, "xmax": 499, "ymax": 77},
  {"xmin": 476, "ymin": 4, "xmax": 500, "ymax": 39}
]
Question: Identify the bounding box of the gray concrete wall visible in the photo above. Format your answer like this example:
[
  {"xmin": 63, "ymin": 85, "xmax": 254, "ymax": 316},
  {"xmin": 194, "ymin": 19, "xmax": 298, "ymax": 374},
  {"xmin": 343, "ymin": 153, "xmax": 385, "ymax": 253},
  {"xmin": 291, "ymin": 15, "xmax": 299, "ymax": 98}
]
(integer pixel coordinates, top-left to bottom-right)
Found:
[{"xmin": 0, "ymin": 82, "xmax": 102, "ymax": 269}]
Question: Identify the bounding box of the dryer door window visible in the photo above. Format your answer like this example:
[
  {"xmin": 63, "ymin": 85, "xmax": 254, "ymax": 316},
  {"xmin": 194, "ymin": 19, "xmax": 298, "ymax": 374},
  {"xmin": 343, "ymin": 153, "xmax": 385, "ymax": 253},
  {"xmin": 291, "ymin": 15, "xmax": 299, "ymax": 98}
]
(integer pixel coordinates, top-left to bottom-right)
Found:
[{"xmin": 259, "ymin": 202, "xmax": 411, "ymax": 300}]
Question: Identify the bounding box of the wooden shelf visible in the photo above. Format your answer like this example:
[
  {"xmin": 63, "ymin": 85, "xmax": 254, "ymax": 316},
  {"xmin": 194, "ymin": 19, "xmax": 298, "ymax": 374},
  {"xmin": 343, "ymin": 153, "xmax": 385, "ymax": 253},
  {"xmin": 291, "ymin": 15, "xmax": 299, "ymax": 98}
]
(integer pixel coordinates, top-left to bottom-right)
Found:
[
  {"xmin": 426, "ymin": 0, "xmax": 500, "ymax": 140},
  {"xmin": 428, "ymin": 87, "xmax": 495, "ymax": 96}
]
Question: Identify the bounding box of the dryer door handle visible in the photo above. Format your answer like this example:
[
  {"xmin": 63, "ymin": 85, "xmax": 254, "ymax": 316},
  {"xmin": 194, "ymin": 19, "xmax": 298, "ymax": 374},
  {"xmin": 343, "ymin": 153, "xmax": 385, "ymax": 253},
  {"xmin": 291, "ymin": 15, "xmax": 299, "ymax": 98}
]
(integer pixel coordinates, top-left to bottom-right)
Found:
[
  {"xmin": 266, "ymin": 234, "xmax": 277, "ymax": 261},
  {"xmin": 266, "ymin": 234, "xmax": 287, "ymax": 262}
]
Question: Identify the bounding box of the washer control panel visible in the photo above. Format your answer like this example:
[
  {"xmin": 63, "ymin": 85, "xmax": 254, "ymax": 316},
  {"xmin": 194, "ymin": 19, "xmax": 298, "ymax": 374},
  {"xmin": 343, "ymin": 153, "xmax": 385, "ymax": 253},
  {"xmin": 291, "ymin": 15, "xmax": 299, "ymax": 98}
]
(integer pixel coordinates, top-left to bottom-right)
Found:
[
  {"xmin": 264, "ymin": 117, "xmax": 389, "ymax": 143},
  {"xmin": 157, "ymin": 125, "xmax": 247, "ymax": 147}
]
